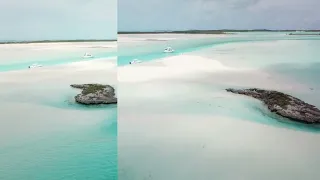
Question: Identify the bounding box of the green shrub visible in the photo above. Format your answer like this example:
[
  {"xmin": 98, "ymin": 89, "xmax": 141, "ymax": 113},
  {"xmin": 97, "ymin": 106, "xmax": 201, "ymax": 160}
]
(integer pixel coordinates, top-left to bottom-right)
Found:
[{"xmin": 82, "ymin": 84, "xmax": 106, "ymax": 95}]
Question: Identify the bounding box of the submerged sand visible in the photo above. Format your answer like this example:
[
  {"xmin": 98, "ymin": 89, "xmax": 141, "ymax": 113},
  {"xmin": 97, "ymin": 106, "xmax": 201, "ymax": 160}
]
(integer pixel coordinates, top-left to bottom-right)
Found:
[
  {"xmin": 118, "ymin": 34, "xmax": 320, "ymax": 180},
  {"xmin": 0, "ymin": 40, "xmax": 117, "ymax": 179},
  {"xmin": 0, "ymin": 41, "xmax": 117, "ymax": 65},
  {"xmin": 119, "ymin": 33, "xmax": 227, "ymax": 43},
  {"xmin": 0, "ymin": 58, "xmax": 117, "ymax": 146}
]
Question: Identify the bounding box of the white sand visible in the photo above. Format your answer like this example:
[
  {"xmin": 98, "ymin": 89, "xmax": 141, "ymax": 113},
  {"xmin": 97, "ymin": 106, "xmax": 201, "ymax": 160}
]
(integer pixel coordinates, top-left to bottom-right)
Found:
[
  {"xmin": 119, "ymin": 112, "xmax": 320, "ymax": 180},
  {"xmin": 0, "ymin": 57, "xmax": 117, "ymax": 84},
  {"xmin": 0, "ymin": 42, "xmax": 117, "ymax": 65},
  {"xmin": 0, "ymin": 58, "xmax": 117, "ymax": 146},
  {"xmin": 118, "ymin": 54, "xmax": 307, "ymax": 92},
  {"xmin": 118, "ymin": 55, "xmax": 234, "ymax": 82},
  {"xmin": 0, "ymin": 41, "xmax": 117, "ymax": 49},
  {"xmin": 119, "ymin": 33, "xmax": 227, "ymax": 43},
  {"xmin": 118, "ymin": 50, "xmax": 319, "ymax": 179},
  {"xmin": 0, "ymin": 56, "xmax": 117, "ymax": 98}
]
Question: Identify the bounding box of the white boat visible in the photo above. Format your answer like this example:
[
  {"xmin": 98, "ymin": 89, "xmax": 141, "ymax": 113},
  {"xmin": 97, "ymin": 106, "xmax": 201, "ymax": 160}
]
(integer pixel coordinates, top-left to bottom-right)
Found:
[
  {"xmin": 163, "ymin": 47, "xmax": 174, "ymax": 53},
  {"xmin": 129, "ymin": 59, "xmax": 142, "ymax": 64},
  {"xmin": 83, "ymin": 52, "xmax": 94, "ymax": 58},
  {"xmin": 28, "ymin": 63, "xmax": 43, "ymax": 69}
]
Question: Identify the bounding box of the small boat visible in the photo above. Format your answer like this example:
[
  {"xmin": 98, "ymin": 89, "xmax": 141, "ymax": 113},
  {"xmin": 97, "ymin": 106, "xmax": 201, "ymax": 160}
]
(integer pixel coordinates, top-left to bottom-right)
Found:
[
  {"xmin": 163, "ymin": 47, "xmax": 174, "ymax": 53},
  {"xmin": 83, "ymin": 52, "xmax": 94, "ymax": 58},
  {"xmin": 28, "ymin": 63, "xmax": 43, "ymax": 69},
  {"xmin": 129, "ymin": 59, "xmax": 142, "ymax": 64}
]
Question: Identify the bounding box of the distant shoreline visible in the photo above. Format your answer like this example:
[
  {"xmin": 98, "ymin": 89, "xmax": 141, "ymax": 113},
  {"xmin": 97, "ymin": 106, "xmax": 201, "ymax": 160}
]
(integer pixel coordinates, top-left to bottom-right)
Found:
[
  {"xmin": 0, "ymin": 39, "xmax": 117, "ymax": 44},
  {"xmin": 287, "ymin": 33, "xmax": 320, "ymax": 36},
  {"xmin": 118, "ymin": 30, "xmax": 227, "ymax": 34},
  {"xmin": 118, "ymin": 29, "xmax": 320, "ymax": 34}
]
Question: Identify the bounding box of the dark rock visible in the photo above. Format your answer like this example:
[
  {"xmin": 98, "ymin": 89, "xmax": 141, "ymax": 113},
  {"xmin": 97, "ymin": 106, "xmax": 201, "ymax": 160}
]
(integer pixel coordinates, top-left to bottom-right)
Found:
[
  {"xmin": 70, "ymin": 84, "xmax": 117, "ymax": 105},
  {"xmin": 226, "ymin": 88, "xmax": 320, "ymax": 124}
]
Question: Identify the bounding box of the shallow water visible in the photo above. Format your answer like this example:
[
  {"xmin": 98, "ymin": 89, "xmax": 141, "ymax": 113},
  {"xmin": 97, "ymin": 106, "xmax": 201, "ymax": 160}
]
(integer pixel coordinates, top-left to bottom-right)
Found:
[
  {"xmin": 118, "ymin": 80, "xmax": 320, "ymax": 180},
  {"xmin": 0, "ymin": 99, "xmax": 117, "ymax": 180},
  {"xmin": 118, "ymin": 33, "xmax": 320, "ymax": 180},
  {"xmin": 0, "ymin": 46, "xmax": 117, "ymax": 179},
  {"xmin": 0, "ymin": 42, "xmax": 116, "ymax": 72},
  {"xmin": 0, "ymin": 114, "xmax": 117, "ymax": 180},
  {"xmin": 194, "ymin": 39, "xmax": 320, "ymax": 107},
  {"xmin": 118, "ymin": 33, "xmax": 320, "ymax": 66}
]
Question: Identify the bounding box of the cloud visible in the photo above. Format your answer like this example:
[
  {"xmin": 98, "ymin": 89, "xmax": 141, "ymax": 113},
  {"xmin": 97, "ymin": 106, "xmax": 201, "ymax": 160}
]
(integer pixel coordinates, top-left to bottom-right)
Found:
[
  {"xmin": 0, "ymin": 0, "xmax": 117, "ymax": 40},
  {"xmin": 119, "ymin": 0, "xmax": 320, "ymax": 31}
]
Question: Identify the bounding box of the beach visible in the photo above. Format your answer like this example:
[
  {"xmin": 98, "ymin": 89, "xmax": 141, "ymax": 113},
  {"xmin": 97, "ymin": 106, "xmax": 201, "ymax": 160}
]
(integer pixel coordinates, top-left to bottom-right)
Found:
[
  {"xmin": 118, "ymin": 33, "xmax": 320, "ymax": 180},
  {"xmin": 0, "ymin": 42, "xmax": 117, "ymax": 180}
]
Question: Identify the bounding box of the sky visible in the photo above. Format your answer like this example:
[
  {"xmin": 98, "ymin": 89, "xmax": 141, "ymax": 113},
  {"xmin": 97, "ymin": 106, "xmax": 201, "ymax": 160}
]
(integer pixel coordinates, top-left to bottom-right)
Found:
[
  {"xmin": 119, "ymin": 0, "xmax": 320, "ymax": 31},
  {"xmin": 0, "ymin": 0, "xmax": 117, "ymax": 41}
]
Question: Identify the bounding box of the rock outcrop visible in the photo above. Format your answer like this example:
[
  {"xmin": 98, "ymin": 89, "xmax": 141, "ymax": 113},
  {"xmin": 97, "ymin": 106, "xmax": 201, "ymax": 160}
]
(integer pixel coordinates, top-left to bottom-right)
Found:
[
  {"xmin": 226, "ymin": 88, "xmax": 320, "ymax": 124},
  {"xmin": 70, "ymin": 84, "xmax": 117, "ymax": 105}
]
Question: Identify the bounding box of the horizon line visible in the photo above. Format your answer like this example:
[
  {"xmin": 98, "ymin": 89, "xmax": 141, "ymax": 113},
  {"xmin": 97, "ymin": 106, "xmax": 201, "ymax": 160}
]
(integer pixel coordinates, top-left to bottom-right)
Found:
[{"xmin": 0, "ymin": 39, "xmax": 117, "ymax": 44}]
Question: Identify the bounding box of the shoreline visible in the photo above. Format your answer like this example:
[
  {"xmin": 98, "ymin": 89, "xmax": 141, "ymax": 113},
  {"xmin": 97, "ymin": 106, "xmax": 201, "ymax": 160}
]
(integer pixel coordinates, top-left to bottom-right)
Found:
[
  {"xmin": 0, "ymin": 39, "xmax": 117, "ymax": 45},
  {"xmin": 288, "ymin": 33, "xmax": 320, "ymax": 36},
  {"xmin": 118, "ymin": 29, "xmax": 320, "ymax": 34},
  {"xmin": 118, "ymin": 30, "xmax": 227, "ymax": 34}
]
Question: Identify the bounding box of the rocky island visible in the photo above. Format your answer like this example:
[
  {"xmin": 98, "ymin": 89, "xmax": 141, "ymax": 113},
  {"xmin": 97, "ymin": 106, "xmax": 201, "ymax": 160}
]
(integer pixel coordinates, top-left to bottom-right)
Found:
[
  {"xmin": 70, "ymin": 84, "xmax": 117, "ymax": 105},
  {"xmin": 226, "ymin": 88, "xmax": 320, "ymax": 124}
]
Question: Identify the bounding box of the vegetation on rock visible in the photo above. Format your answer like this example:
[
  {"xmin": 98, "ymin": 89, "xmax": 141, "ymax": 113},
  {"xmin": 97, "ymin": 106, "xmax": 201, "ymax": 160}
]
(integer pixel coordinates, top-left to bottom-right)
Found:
[
  {"xmin": 226, "ymin": 88, "xmax": 320, "ymax": 124},
  {"xmin": 70, "ymin": 84, "xmax": 117, "ymax": 105}
]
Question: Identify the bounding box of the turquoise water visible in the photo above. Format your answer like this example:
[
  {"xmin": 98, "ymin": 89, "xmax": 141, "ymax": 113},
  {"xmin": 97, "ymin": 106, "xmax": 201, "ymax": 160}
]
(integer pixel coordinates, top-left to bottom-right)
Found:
[
  {"xmin": 198, "ymin": 39, "xmax": 320, "ymax": 108},
  {"xmin": 0, "ymin": 51, "xmax": 116, "ymax": 72},
  {"xmin": 0, "ymin": 113, "xmax": 117, "ymax": 180},
  {"xmin": 118, "ymin": 33, "xmax": 320, "ymax": 180},
  {"xmin": 118, "ymin": 34, "xmax": 320, "ymax": 66},
  {"xmin": 2, "ymin": 33, "xmax": 320, "ymax": 179},
  {"xmin": 119, "ymin": 33, "xmax": 320, "ymax": 131},
  {"xmin": 0, "ymin": 42, "xmax": 117, "ymax": 179},
  {"xmin": 0, "ymin": 85, "xmax": 117, "ymax": 180},
  {"xmin": 0, "ymin": 116, "xmax": 117, "ymax": 180}
]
